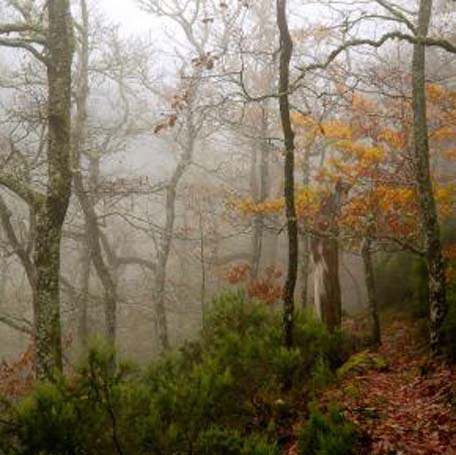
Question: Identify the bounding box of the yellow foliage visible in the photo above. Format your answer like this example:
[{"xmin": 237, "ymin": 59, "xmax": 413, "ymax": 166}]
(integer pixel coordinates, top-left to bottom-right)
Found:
[
  {"xmin": 321, "ymin": 120, "xmax": 352, "ymax": 139},
  {"xmin": 431, "ymin": 126, "xmax": 455, "ymax": 141},
  {"xmin": 378, "ymin": 128, "xmax": 406, "ymax": 149},
  {"xmin": 235, "ymin": 198, "xmax": 285, "ymax": 216},
  {"xmin": 232, "ymin": 187, "xmax": 320, "ymax": 219},
  {"xmin": 296, "ymin": 187, "xmax": 320, "ymax": 217},
  {"xmin": 291, "ymin": 112, "xmax": 316, "ymax": 128},
  {"xmin": 426, "ymin": 83, "xmax": 445, "ymax": 101},
  {"xmin": 444, "ymin": 147, "xmax": 456, "ymax": 159},
  {"xmin": 436, "ymin": 184, "xmax": 456, "ymax": 219}
]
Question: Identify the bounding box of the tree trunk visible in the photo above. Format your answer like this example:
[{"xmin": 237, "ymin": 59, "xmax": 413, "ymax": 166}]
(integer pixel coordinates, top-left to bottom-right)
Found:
[
  {"xmin": 250, "ymin": 106, "xmax": 271, "ymax": 279},
  {"xmin": 250, "ymin": 141, "xmax": 261, "ymax": 279},
  {"xmin": 154, "ymin": 106, "xmax": 195, "ymax": 352},
  {"xmin": 361, "ymin": 237, "xmax": 381, "ymax": 347},
  {"xmin": 33, "ymin": 0, "xmax": 73, "ymax": 379},
  {"xmin": 311, "ymin": 232, "xmax": 341, "ymax": 332},
  {"xmin": 300, "ymin": 145, "xmax": 311, "ymax": 309},
  {"xmin": 300, "ymin": 235, "xmax": 310, "ymax": 309},
  {"xmin": 412, "ymin": 0, "xmax": 447, "ymax": 355},
  {"xmin": 0, "ymin": 254, "xmax": 6, "ymax": 305},
  {"xmin": 277, "ymin": 0, "xmax": 298, "ymax": 349},
  {"xmin": 72, "ymin": 0, "xmax": 118, "ymax": 348},
  {"xmin": 77, "ymin": 239, "xmax": 90, "ymax": 354},
  {"xmin": 311, "ymin": 181, "xmax": 349, "ymax": 332}
]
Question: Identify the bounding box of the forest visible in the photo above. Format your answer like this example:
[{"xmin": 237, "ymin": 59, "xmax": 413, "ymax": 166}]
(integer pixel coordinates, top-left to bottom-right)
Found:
[{"xmin": 0, "ymin": 0, "xmax": 455, "ymax": 454}]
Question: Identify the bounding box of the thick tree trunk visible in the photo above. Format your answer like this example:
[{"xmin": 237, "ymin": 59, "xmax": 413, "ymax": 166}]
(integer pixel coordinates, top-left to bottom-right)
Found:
[
  {"xmin": 33, "ymin": 0, "xmax": 73, "ymax": 379},
  {"xmin": 412, "ymin": 0, "xmax": 447, "ymax": 355},
  {"xmin": 311, "ymin": 233, "xmax": 341, "ymax": 332},
  {"xmin": 311, "ymin": 181, "xmax": 349, "ymax": 332},
  {"xmin": 277, "ymin": 0, "xmax": 298, "ymax": 349},
  {"xmin": 361, "ymin": 237, "xmax": 381, "ymax": 346}
]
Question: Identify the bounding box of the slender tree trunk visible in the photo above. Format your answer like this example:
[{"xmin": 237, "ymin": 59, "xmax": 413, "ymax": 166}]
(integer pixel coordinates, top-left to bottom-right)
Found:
[
  {"xmin": 72, "ymin": 0, "xmax": 118, "ymax": 347},
  {"xmin": 0, "ymin": 254, "xmax": 6, "ymax": 305},
  {"xmin": 78, "ymin": 239, "xmax": 90, "ymax": 353},
  {"xmin": 300, "ymin": 236, "xmax": 310, "ymax": 309},
  {"xmin": 361, "ymin": 237, "xmax": 381, "ymax": 347},
  {"xmin": 300, "ymin": 146, "xmax": 311, "ymax": 309},
  {"xmin": 412, "ymin": 0, "xmax": 447, "ymax": 355},
  {"xmin": 199, "ymin": 210, "xmax": 206, "ymax": 326},
  {"xmin": 277, "ymin": 0, "xmax": 298, "ymax": 349},
  {"xmin": 250, "ymin": 106, "xmax": 271, "ymax": 279},
  {"xmin": 154, "ymin": 107, "xmax": 195, "ymax": 351},
  {"xmin": 33, "ymin": 0, "xmax": 73, "ymax": 379},
  {"xmin": 250, "ymin": 142, "xmax": 261, "ymax": 279},
  {"xmin": 154, "ymin": 185, "xmax": 176, "ymax": 351}
]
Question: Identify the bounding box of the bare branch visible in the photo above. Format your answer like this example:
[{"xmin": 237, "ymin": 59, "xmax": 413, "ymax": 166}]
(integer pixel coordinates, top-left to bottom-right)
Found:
[
  {"xmin": 0, "ymin": 37, "xmax": 47, "ymax": 64},
  {"xmin": 0, "ymin": 173, "xmax": 43, "ymax": 207}
]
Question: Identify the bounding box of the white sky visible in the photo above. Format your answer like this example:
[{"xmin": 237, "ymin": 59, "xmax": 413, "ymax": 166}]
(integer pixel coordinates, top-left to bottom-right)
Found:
[{"xmin": 95, "ymin": 0, "xmax": 154, "ymax": 33}]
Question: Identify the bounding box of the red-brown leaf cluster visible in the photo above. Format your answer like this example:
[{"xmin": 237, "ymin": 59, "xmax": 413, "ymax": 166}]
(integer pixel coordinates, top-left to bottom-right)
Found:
[
  {"xmin": 0, "ymin": 344, "xmax": 34, "ymax": 399},
  {"xmin": 226, "ymin": 263, "xmax": 283, "ymax": 305},
  {"xmin": 324, "ymin": 321, "xmax": 456, "ymax": 455}
]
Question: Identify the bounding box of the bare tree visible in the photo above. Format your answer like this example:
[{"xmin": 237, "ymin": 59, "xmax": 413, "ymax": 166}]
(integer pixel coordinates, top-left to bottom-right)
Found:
[{"xmin": 0, "ymin": 0, "xmax": 74, "ymax": 378}]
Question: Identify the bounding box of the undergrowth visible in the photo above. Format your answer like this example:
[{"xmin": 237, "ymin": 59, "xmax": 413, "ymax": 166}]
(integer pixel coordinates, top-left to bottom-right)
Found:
[{"xmin": 0, "ymin": 290, "xmax": 351, "ymax": 455}]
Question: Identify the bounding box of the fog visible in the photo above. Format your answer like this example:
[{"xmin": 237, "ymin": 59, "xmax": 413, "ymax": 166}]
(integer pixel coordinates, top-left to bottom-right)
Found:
[{"xmin": 0, "ymin": 0, "xmax": 455, "ymax": 367}]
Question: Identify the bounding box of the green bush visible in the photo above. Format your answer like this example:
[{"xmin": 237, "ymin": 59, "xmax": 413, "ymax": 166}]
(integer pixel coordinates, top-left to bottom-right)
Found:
[
  {"xmin": 0, "ymin": 341, "xmax": 149, "ymax": 455},
  {"xmin": 194, "ymin": 427, "xmax": 278, "ymax": 455},
  {"xmin": 0, "ymin": 291, "xmax": 349, "ymax": 455},
  {"xmin": 297, "ymin": 404, "xmax": 357, "ymax": 455}
]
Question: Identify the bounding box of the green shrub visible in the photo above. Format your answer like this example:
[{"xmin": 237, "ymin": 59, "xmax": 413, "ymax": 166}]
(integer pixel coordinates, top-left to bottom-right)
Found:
[
  {"xmin": 310, "ymin": 357, "xmax": 335, "ymax": 393},
  {"xmin": 0, "ymin": 291, "xmax": 349, "ymax": 455},
  {"xmin": 297, "ymin": 404, "xmax": 357, "ymax": 455},
  {"xmin": 194, "ymin": 427, "xmax": 278, "ymax": 455},
  {"xmin": 1, "ymin": 341, "xmax": 147, "ymax": 455}
]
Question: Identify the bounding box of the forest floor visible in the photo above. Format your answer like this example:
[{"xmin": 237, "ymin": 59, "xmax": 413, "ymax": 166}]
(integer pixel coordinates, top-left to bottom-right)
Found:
[{"xmin": 288, "ymin": 317, "xmax": 456, "ymax": 455}]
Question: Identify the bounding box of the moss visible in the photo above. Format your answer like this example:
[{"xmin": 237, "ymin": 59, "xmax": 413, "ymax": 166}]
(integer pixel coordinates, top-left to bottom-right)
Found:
[
  {"xmin": 337, "ymin": 350, "xmax": 388, "ymax": 379},
  {"xmin": 343, "ymin": 383, "xmax": 361, "ymax": 399}
]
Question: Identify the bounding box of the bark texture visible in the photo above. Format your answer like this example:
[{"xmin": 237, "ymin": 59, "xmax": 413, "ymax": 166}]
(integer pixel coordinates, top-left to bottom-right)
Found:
[
  {"xmin": 361, "ymin": 237, "xmax": 381, "ymax": 346},
  {"xmin": 412, "ymin": 0, "xmax": 447, "ymax": 355},
  {"xmin": 33, "ymin": 0, "xmax": 74, "ymax": 378},
  {"xmin": 311, "ymin": 181, "xmax": 349, "ymax": 332},
  {"xmin": 277, "ymin": 0, "xmax": 298, "ymax": 349},
  {"xmin": 300, "ymin": 145, "xmax": 311, "ymax": 309}
]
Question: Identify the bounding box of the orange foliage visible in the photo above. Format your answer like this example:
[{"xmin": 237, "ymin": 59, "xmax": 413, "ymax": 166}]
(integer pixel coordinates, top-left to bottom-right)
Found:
[
  {"xmin": 247, "ymin": 267, "xmax": 283, "ymax": 305},
  {"xmin": 0, "ymin": 344, "xmax": 34, "ymax": 398},
  {"xmin": 226, "ymin": 263, "xmax": 283, "ymax": 305},
  {"xmin": 232, "ymin": 84, "xmax": 456, "ymax": 252},
  {"xmin": 226, "ymin": 262, "xmax": 251, "ymax": 284}
]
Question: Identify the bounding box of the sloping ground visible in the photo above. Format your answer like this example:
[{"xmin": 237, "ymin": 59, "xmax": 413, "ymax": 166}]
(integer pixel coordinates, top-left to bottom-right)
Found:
[{"xmin": 325, "ymin": 320, "xmax": 456, "ymax": 455}]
